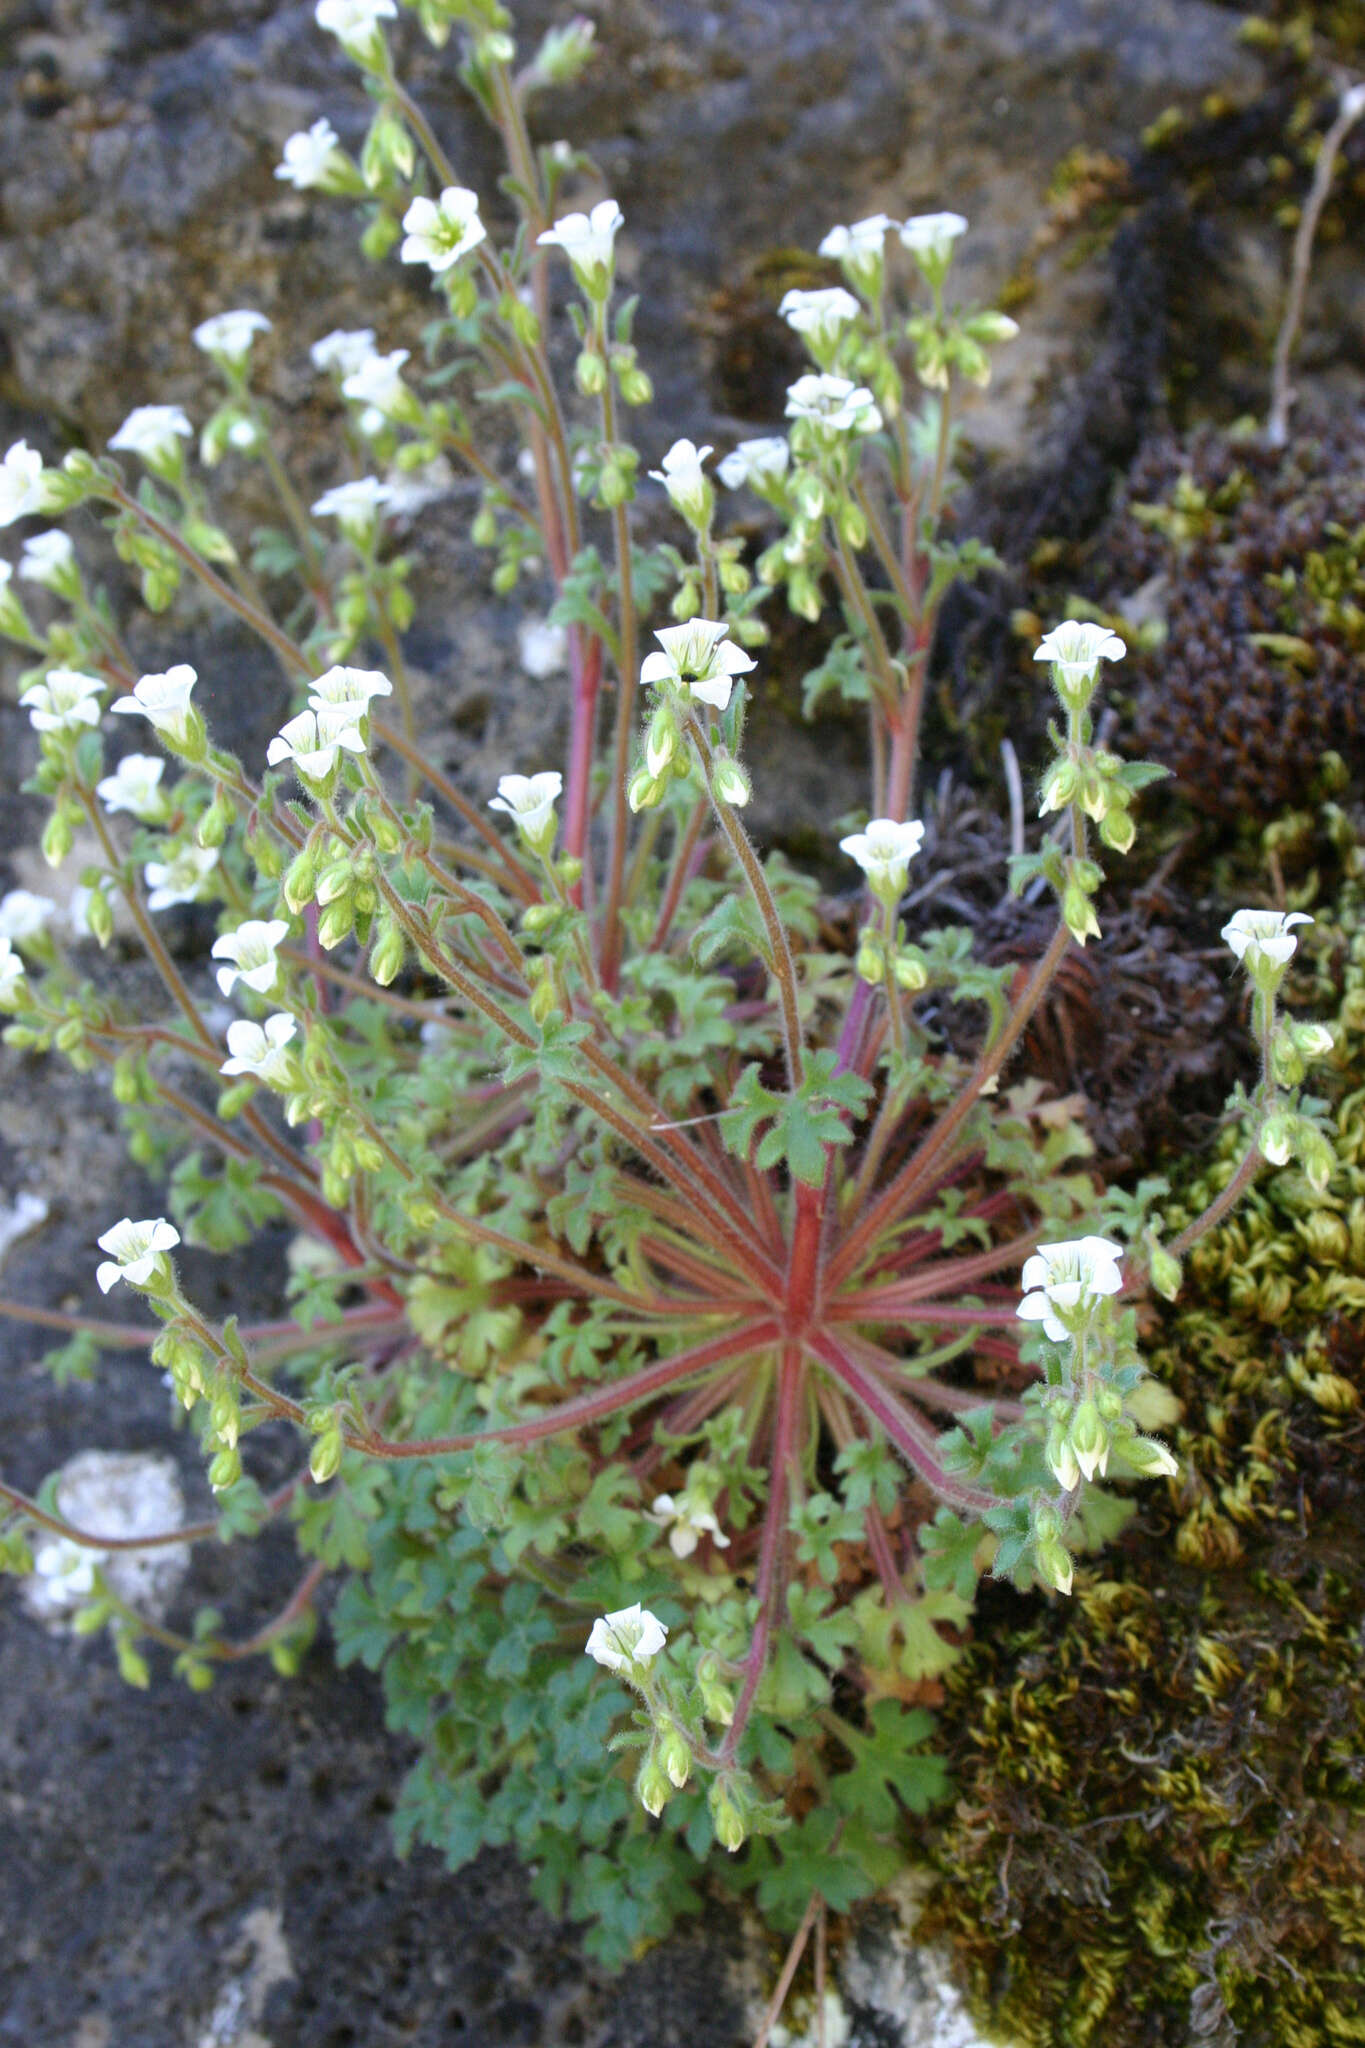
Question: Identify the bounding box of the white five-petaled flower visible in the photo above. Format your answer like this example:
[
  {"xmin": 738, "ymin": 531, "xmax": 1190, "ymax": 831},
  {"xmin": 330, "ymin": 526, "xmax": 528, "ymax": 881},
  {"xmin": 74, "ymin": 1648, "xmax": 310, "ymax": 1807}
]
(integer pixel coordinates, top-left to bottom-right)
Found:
[
  {"xmin": 143, "ymin": 844, "xmax": 219, "ymax": 911},
  {"xmin": 212, "ymin": 918, "xmax": 291, "ymax": 997},
  {"xmin": 108, "ymin": 405, "xmax": 194, "ymax": 470},
  {"xmin": 0, "ymin": 440, "xmax": 47, "ymax": 527},
  {"xmin": 488, "ymin": 771, "xmax": 562, "ymax": 853},
  {"xmin": 276, "ymin": 117, "xmax": 346, "ymax": 190},
  {"xmin": 310, "ymin": 328, "xmax": 377, "ymax": 378},
  {"xmin": 517, "ymin": 617, "xmax": 568, "ymax": 680},
  {"xmin": 639, "ymin": 620, "xmax": 756, "ymax": 712},
  {"xmin": 400, "ymin": 187, "xmax": 486, "ymax": 274},
  {"xmin": 584, "ymin": 1602, "xmax": 669, "ymax": 1673},
  {"xmin": 310, "ymin": 477, "xmax": 395, "ymax": 537},
  {"xmin": 717, "ymin": 437, "xmax": 790, "ymax": 493},
  {"xmin": 839, "ymin": 817, "xmax": 926, "ymax": 898},
  {"xmin": 650, "ymin": 1492, "xmax": 731, "ymax": 1561},
  {"xmin": 95, "ymin": 1216, "xmax": 180, "ymax": 1294},
  {"xmin": 1034, "ymin": 620, "xmax": 1127, "ymax": 698},
  {"xmin": 315, "ymin": 0, "xmax": 397, "ymax": 55},
  {"xmin": 308, "ymin": 663, "xmax": 393, "ymax": 742},
  {"xmin": 899, "ymin": 211, "xmax": 968, "ymax": 273},
  {"xmin": 192, "ymin": 309, "xmax": 271, "ymax": 364},
  {"xmin": 0, "ymin": 938, "xmax": 25, "ymax": 1005},
  {"xmin": 267, "ymin": 708, "xmax": 367, "ymax": 784},
  {"xmin": 220, "ymin": 1013, "xmax": 298, "ymax": 1087},
  {"xmin": 819, "ymin": 212, "xmax": 898, "ymax": 279},
  {"xmin": 648, "ymin": 438, "xmax": 713, "ymax": 526},
  {"xmin": 18, "ymin": 528, "xmax": 74, "ymax": 589},
  {"xmin": 96, "ymin": 753, "xmax": 170, "ymax": 823},
  {"xmin": 778, "ymin": 285, "xmax": 861, "ymax": 347},
  {"xmin": 20, "ymin": 668, "xmax": 104, "ymax": 735},
  {"xmin": 111, "ymin": 665, "xmax": 199, "ymax": 747},
  {"xmin": 1016, "ymin": 1236, "xmax": 1124, "ymax": 1345},
  {"xmin": 785, "ymin": 372, "xmax": 882, "ymax": 436},
  {"xmin": 341, "ymin": 349, "xmax": 412, "ymax": 417},
  {"xmin": 1220, "ymin": 908, "xmax": 1313, "ymax": 973},
  {"xmin": 0, "ymin": 890, "xmax": 55, "ymax": 944},
  {"xmin": 536, "ymin": 199, "xmax": 623, "ymax": 296}
]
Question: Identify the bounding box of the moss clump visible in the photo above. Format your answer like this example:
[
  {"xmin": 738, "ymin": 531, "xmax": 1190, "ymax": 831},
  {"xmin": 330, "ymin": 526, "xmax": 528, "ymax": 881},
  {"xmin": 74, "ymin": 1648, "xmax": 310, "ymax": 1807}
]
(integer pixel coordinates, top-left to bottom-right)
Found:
[{"xmin": 919, "ymin": 859, "xmax": 1365, "ymax": 2045}]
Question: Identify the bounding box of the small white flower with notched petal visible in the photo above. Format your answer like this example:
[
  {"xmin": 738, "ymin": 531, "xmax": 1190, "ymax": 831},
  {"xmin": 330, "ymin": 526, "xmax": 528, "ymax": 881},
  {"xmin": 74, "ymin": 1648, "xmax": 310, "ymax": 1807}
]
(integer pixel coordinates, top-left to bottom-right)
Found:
[
  {"xmin": 0, "ymin": 890, "xmax": 55, "ymax": 943},
  {"xmin": 308, "ymin": 664, "xmax": 392, "ymax": 745},
  {"xmin": 584, "ymin": 1602, "xmax": 668, "ymax": 1673},
  {"xmin": 0, "ymin": 938, "xmax": 26, "ymax": 1006},
  {"xmin": 0, "ymin": 440, "xmax": 47, "ymax": 527},
  {"xmin": 32, "ymin": 1535, "xmax": 103, "ymax": 1602},
  {"xmin": 95, "ymin": 1216, "xmax": 180, "ymax": 1294},
  {"xmin": 488, "ymin": 771, "xmax": 562, "ymax": 855},
  {"xmin": 839, "ymin": 817, "xmax": 925, "ymax": 900},
  {"xmin": 648, "ymin": 438, "xmax": 714, "ymax": 527},
  {"xmin": 785, "ymin": 372, "xmax": 882, "ymax": 437},
  {"xmin": 1034, "ymin": 620, "xmax": 1126, "ymax": 706},
  {"xmin": 779, "ymin": 286, "xmax": 861, "ymax": 355},
  {"xmin": 717, "ymin": 437, "xmax": 790, "ymax": 494},
  {"xmin": 267, "ymin": 708, "xmax": 367, "ymax": 784},
  {"xmin": 1017, "ymin": 1236, "xmax": 1124, "ymax": 1345},
  {"xmin": 1220, "ymin": 908, "xmax": 1313, "ymax": 975},
  {"xmin": 341, "ymin": 349, "xmax": 413, "ymax": 419},
  {"xmin": 143, "ymin": 844, "xmax": 219, "ymax": 911},
  {"xmin": 899, "ymin": 211, "xmax": 968, "ymax": 279},
  {"xmin": 310, "ymin": 328, "xmax": 377, "ymax": 378},
  {"xmin": 650, "ymin": 1492, "xmax": 731, "ymax": 1561},
  {"xmin": 819, "ymin": 213, "xmax": 898, "ymax": 289},
  {"xmin": 537, "ymin": 199, "xmax": 623, "ymax": 298},
  {"xmin": 18, "ymin": 529, "xmax": 75, "ymax": 590},
  {"xmin": 192, "ymin": 310, "xmax": 271, "ymax": 365},
  {"xmin": 316, "ymin": 0, "xmax": 397, "ymax": 57},
  {"xmin": 640, "ymin": 620, "xmax": 756, "ymax": 712},
  {"xmin": 220, "ymin": 1013, "xmax": 298, "ymax": 1088},
  {"xmin": 111, "ymin": 665, "xmax": 199, "ymax": 747},
  {"xmin": 212, "ymin": 918, "xmax": 291, "ymax": 998},
  {"xmin": 20, "ymin": 668, "xmax": 104, "ymax": 735},
  {"xmin": 96, "ymin": 753, "xmax": 170, "ymax": 822},
  {"xmin": 276, "ymin": 117, "xmax": 347, "ymax": 191},
  {"xmin": 311, "ymin": 477, "xmax": 395, "ymax": 540},
  {"xmin": 401, "ymin": 187, "xmax": 486, "ymax": 274},
  {"xmin": 108, "ymin": 406, "xmax": 194, "ymax": 472}
]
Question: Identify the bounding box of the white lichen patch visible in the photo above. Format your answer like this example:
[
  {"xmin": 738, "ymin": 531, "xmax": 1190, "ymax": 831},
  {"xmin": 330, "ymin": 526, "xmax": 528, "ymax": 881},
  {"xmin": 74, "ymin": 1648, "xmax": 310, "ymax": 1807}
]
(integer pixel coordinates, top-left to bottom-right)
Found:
[
  {"xmin": 0, "ymin": 1189, "xmax": 48, "ymax": 1263},
  {"xmin": 21, "ymin": 1450, "xmax": 189, "ymax": 1629}
]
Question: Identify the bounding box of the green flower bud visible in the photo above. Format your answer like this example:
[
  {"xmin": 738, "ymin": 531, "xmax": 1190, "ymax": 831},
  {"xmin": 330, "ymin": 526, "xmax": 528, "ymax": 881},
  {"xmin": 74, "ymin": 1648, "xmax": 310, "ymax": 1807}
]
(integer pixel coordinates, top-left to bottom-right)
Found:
[
  {"xmin": 636, "ymin": 1749, "xmax": 672, "ymax": 1819},
  {"xmin": 1069, "ymin": 1398, "xmax": 1108, "ymax": 1482},
  {"xmin": 369, "ymin": 916, "xmax": 405, "ymax": 987},
  {"xmin": 1298, "ymin": 1123, "xmax": 1336, "ymax": 1194},
  {"xmin": 1098, "ymin": 803, "xmax": 1136, "ymax": 854},
  {"xmin": 208, "ymin": 1447, "xmax": 242, "ymax": 1493},
  {"xmin": 309, "ymin": 1419, "xmax": 344, "ymax": 1486},
  {"xmin": 696, "ymin": 1651, "xmax": 735, "ymax": 1727},
  {"xmin": 855, "ymin": 937, "xmax": 883, "ymax": 985},
  {"xmin": 598, "ymin": 454, "xmax": 635, "ymax": 509},
  {"xmin": 618, "ymin": 363, "xmax": 654, "ymax": 406},
  {"xmin": 893, "ymin": 945, "xmax": 928, "ymax": 991},
  {"xmin": 575, "ymin": 349, "xmax": 609, "ymax": 396},
  {"xmin": 197, "ymin": 788, "xmax": 235, "ymax": 850},
  {"xmin": 42, "ymin": 810, "xmax": 74, "ymax": 867},
  {"xmin": 628, "ymin": 767, "xmax": 665, "ymax": 813},
  {"xmin": 711, "ymin": 752, "xmax": 751, "ymax": 808},
  {"xmin": 1147, "ymin": 1238, "xmax": 1182, "ymax": 1302},
  {"xmin": 708, "ymin": 1778, "xmax": 746, "ymax": 1853},
  {"xmin": 1061, "ymin": 881, "xmax": 1101, "ymax": 946},
  {"xmin": 529, "ymin": 977, "xmax": 559, "ymax": 1027},
  {"xmin": 360, "ymin": 209, "xmax": 401, "ymax": 263},
  {"xmin": 1035, "ymin": 1535, "xmax": 1074, "ymax": 1596},
  {"xmin": 657, "ymin": 1719, "xmax": 692, "ymax": 1790},
  {"xmin": 471, "ymin": 507, "xmax": 499, "ymax": 548},
  {"xmin": 1120, "ymin": 1434, "xmax": 1179, "ymax": 1480},
  {"xmin": 316, "ymin": 900, "xmax": 354, "ymax": 951},
  {"xmin": 1038, "ymin": 759, "xmax": 1079, "ymax": 815}
]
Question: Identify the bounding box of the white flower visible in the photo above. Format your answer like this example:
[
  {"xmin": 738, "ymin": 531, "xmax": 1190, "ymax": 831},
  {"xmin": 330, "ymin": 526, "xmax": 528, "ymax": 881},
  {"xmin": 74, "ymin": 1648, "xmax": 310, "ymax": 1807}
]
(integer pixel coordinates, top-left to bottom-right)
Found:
[
  {"xmin": 111, "ymin": 665, "xmax": 199, "ymax": 747},
  {"xmin": 488, "ymin": 771, "xmax": 562, "ymax": 851},
  {"xmin": 32, "ymin": 1535, "xmax": 103, "ymax": 1602},
  {"xmin": 778, "ymin": 286, "xmax": 861, "ymax": 347},
  {"xmin": 96, "ymin": 753, "xmax": 170, "ymax": 822},
  {"xmin": 0, "ymin": 890, "xmax": 55, "ymax": 943},
  {"xmin": 717, "ymin": 437, "xmax": 790, "ymax": 493},
  {"xmin": 266, "ymin": 707, "xmax": 367, "ymax": 783},
  {"xmin": 639, "ymin": 620, "xmax": 756, "ymax": 712},
  {"xmin": 400, "ymin": 187, "xmax": 486, "ymax": 273},
  {"xmin": 1220, "ymin": 908, "xmax": 1313, "ymax": 972},
  {"xmin": 517, "ymin": 617, "xmax": 568, "ymax": 679},
  {"xmin": 108, "ymin": 405, "xmax": 194, "ymax": 469},
  {"xmin": 785, "ymin": 372, "xmax": 882, "ymax": 436},
  {"xmin": 1034, "ymin": 620, "xmax": 1126, "ymax": 694},
  {"xmin": 20, "ymin": 668, "xmax": 104, "ymax": 735},
  {"xmin": 0, "ymin": 440, "xmax": 47, "ymax": 527},
  {"xmin": 276, "ymin": 117, "xmax": 345, "ymax": 190},
  {"xmin": 819, "ymin": 213, "xmax": 898, "ymax": 276},
  {"xmin": 648, "ymin": 438, "xmax": 713, "ymax": 525},
  {"xmin": 315, "ymin": 0, "xmax": 397, "ymax": 55},
  {"xmin": 341, "ymin": 349, "xmax": 412, "ymax": 417},
  {"xmin": 220, "ymin": 1012, "xmax": 298, "ymax": 1086},
  {"xmin": 18, "ymin": 529, "xmax": 74, "ymax": 589},
  {"xmin": 536, "ymin": 199, "xmax": 623, "ymax": 296},
  {"xmin": 899, "ymin": 211, "xmax": 968, "ymax": 272},
  {"xmin": 310, "ymin": 328, "xmax": 377, "ymax": 378},
  {"xmin": 95, "ymin": 1215, "xmax": 180, "ymax": 1294},
  {"xmin": 143, "ymin": 844, "xmax": 219, "ymax": 911},
  {"xmin": 650, "ymin": 1492, "xmax": 731, "ymax": 1561},
  {"xmin": 192, "ymin": 309, "xmax": 271, "ymax": 364},
  {"xmin": 310, "ymin": 477, "xmax": 395, "ymax": 538},
  {"xmin": 308, "ymin": 663, "xmax": 393, "ymax": 743},
  {"xmin": 584, "ymin": 1602, "xmax": 668, "ymax": 1673},
  {"xmin": 1017, "ymin": 1236, "xmax": 1124, "ymax": 1345},
  {"xmin": 839, "ymin": 817, "xmax": 926, "ymax": 896},
  {"xmin": 212, "ymin": 918, "xmax": 291, "ymax": 997},
  {"xmin": 0, "ymin": 938, "xmax": 25, "ymax": 1005}
]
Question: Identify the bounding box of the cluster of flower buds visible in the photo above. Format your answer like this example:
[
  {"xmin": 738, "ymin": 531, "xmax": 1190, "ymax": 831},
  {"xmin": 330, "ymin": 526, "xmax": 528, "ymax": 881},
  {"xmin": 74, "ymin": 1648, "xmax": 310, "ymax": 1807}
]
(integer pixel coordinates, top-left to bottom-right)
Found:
[{"xmin": 629, "ymin": 622, "xmax": 755, "ymax": 812}]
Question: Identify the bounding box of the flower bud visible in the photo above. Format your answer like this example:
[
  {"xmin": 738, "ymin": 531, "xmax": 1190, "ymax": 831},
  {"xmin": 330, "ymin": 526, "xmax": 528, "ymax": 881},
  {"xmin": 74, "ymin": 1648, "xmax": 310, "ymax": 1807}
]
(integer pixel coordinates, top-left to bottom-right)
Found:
[
  {"xmin": 42, "ymin": 810, "xmax": 74, "ymax": 867},
  {"xmin": 708, "ymin": 1779, "xmax": 746, "ymax": 1853},
  {"xmin": 85, "ymin": 885, "xmax": 115, "ymax": 950},
  {"xmin": 646, "ymin": 703, "xmax": 679, "ymax": 778},
  {"xmin": 197, "ymin": 787, "xmax": 235, "ymax": 850},
  {"xmin": 575, "ymin": 349, "xmax": 609, "ymax": 397},
  {"xmin": 317, "ymin": 900, "xmax": 354, "ymax": 951},
  {"xmin": 1098, "ymin": 803, "xmax": 1136, "ymax": 854},
  {"xmin": 628, "ymin": 767, "xmax": 665, "ymax": 813},
  {"xmin": 529, "ymin": 977, "xmax": 558, "ymax": 1027},
  {"xmin": 657, "ymin": 1719, "xmax": 692, "ymax": 1790},
  {"xmin": 855, "ymin": 938, "xmax": 883, "ymax": 985},
  {"xmin": 1069, "ymin": 1398, "xmax": 1108, "ymax": 1482},
  {"xmin": 284, "ymin": 840, "xmax": 322, "ymax": 913},
  {"xmin": 1298, "ymin": 1124, "xmax": 1336, "ymax": 1194},
  {"xmin": 369, "ymin": 916, "xmax": 405, "ymax": 987},
  {"xmin": 1038, "ymin": 759, "xmax": 1079, "ymax": 815},
  {"xmin": 598, "ymin": 453, "xmax": 635, "ymax": 508},
  {"xmin": 636, "ymin": 1749, "xmax": 672, "ymax": 1819},
  {"xmin": 309, "ymin": 1418, "xmax": 344, "ymax": 1485},
  {"xmin": 208, "ymin": 1446, "xmax": 242, "ymax": 1492},
  {"xmin": 893, "ymin": 945, "xmax": 928, "ymax": 991},
  {"xmin": 1121, "ymin": 1434, "xmax": 1179, "ymax": 1480},
  {"xmin": 711, "ymin": 753, "xmax": 751, "ymax": 808},
  {"xmin": 618, "ymin": 363, "xmax": 654, "ymax": 406},
  {"xmin": 696, "ymin": 1651, "xmax": 735, "ymax": 1727},
  {"xmin": 1061, "ymin": 881, "xmax": 1101, "ymax": 946},
  {"xmin": 1046, "ymin": 1426, "xmax": 1080, "ymax": 1492},
  {"xmin": 1034, "ymin": 1535, "xmax": 1074, "ymax": 1595},
  {"xmin": 1147, "ymin": 1239, "xmax": 1182, "ymax": 1303},
  {"xmin": 1258, "ymin": 1112, "xmax": 1294, "ymax": 1167}
]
